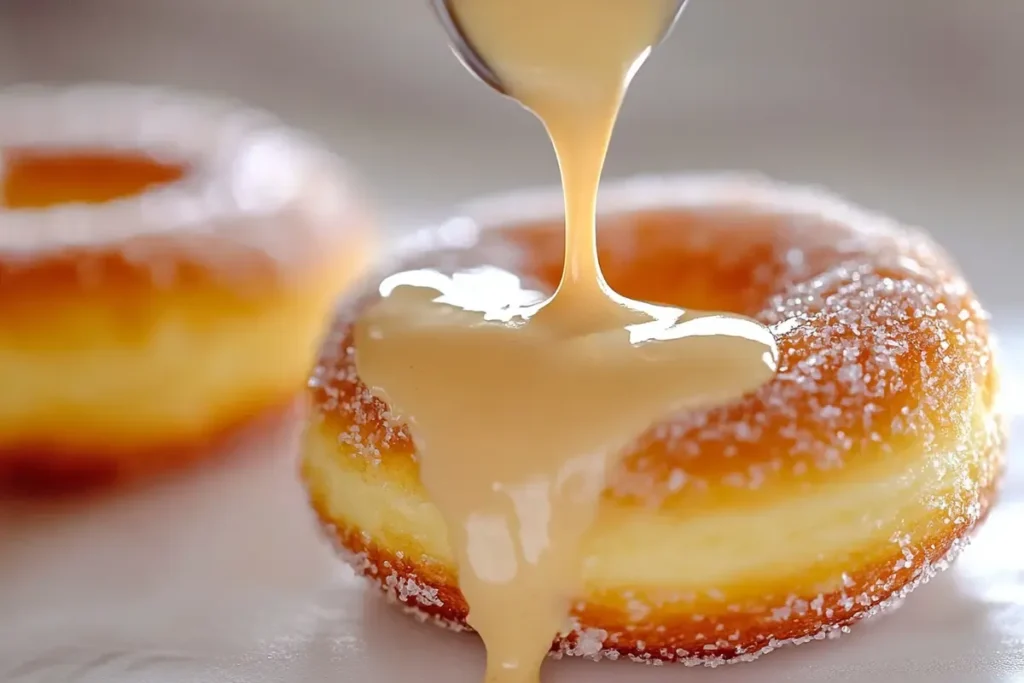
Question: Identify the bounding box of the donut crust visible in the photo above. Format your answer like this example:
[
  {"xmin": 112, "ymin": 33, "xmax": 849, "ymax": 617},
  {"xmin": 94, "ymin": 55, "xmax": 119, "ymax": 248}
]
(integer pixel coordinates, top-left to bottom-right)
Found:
[
  {"xmin": 0, "ymin": 399, "xmax": 296, "ymax": 494},
  {"xmin": 302, "ymin": 176, "xmax": 1004, "ymax": 665}
]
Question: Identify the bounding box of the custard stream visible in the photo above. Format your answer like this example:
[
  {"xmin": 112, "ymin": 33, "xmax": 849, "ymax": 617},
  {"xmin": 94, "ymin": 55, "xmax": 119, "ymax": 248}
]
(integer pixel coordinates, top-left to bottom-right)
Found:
[{"xmin": 355, "ymin": 1, "xmax": 778, "ymax": 681}]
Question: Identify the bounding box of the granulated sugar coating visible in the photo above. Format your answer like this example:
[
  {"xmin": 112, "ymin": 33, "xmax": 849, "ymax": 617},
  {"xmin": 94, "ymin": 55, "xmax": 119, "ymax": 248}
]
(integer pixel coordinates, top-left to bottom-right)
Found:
[{"xmin": 303, "ymin": 175, "xmax": 1005, "ymax": 665}]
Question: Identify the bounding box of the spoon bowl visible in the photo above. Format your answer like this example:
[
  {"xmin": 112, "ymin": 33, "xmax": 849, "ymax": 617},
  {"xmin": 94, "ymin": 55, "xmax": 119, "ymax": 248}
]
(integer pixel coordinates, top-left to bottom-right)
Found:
[{"xmin": 429, "ymin": 0, "xmax": 690, "ymax": 97}]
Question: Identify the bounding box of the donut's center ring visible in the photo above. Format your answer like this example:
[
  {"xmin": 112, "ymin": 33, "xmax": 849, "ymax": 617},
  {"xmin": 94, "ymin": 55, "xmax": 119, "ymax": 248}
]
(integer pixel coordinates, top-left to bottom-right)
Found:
[{"xmin": 1, "ymin": 149, "xmax": 187, "ymax": 210}]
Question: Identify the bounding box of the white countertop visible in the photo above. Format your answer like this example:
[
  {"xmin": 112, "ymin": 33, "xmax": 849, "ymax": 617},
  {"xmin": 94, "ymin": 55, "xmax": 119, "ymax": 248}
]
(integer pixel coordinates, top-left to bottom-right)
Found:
[{"xmin": 1, "ymin": 401, "xmax": 1022, "ymax": 683}]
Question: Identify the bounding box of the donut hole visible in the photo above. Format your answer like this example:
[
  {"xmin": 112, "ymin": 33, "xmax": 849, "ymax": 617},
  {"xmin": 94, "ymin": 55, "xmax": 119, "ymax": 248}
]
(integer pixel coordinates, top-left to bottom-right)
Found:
[
  {"xmin": 489, "ymin": 209, "xmax": 838, "ymax": 317},
  {"xmin": 1, "ymin": 149, "xmax": 187, "ymax": 210}
]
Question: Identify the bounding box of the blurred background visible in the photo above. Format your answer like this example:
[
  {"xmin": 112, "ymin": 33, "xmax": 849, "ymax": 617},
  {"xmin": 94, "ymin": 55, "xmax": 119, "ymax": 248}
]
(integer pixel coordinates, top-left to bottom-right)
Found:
[{"xmin": 1, "ymin": 0, "xmax": 1021, "ymax": 310}]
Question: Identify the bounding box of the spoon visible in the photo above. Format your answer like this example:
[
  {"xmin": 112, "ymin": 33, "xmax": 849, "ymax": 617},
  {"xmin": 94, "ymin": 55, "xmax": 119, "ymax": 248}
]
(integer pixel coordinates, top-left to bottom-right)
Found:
[{"xmin": 429, "ymin": 0, "xmax": 690, "ymax": 96}]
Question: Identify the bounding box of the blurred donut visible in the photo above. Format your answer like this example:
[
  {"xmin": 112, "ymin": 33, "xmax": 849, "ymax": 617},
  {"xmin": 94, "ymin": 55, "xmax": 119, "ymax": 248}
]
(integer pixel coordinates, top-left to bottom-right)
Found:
[{"xmin": 0, "ymin": 84, "xmax": 374, "ymax": 491}]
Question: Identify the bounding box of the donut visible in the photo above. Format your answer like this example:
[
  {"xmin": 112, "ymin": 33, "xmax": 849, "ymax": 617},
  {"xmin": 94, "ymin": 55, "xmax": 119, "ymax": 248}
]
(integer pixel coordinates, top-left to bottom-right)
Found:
[
  {"xmin": 0, "ymin": 84, "xmax": 373, "ymax": 492},
  {"xmin": 301, "ymin": 175, "xmax": 1004, "ymax": 665}
]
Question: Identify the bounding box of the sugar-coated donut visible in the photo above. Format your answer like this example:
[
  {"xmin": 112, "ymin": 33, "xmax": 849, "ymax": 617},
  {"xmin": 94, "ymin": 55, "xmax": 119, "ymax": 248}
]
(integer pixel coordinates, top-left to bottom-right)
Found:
[
  {"xmin": 0, "ymin": 84, "xmax": 374, "ymax": 492},
  {"xmin": 302, "ymin": 175, "xmax": 1004, "ymax": 666}
]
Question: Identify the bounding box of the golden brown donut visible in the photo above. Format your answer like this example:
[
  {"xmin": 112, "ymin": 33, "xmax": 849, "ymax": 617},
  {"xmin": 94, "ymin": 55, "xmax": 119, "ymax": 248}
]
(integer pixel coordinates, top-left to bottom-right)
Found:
[
  {"xmin": 0, "ymin": 84, "xmax": 374, "ymax": 492},
  {"xmin": 302, "ymin": 175, "xmax": 1004, "ymax": 665}
]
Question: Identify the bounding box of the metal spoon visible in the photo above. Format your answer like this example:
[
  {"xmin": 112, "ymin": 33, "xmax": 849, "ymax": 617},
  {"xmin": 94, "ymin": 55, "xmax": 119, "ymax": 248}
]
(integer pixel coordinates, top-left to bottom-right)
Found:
[{"xmin": 429, "ymin": 0, "xmax": 690, "ymax": 96}]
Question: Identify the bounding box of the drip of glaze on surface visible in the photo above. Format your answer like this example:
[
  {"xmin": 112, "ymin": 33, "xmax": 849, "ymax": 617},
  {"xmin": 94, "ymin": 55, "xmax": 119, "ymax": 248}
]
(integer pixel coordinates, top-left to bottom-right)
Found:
[
  {"xmin": 1, "ymin": 149, "xmax": 186, "ymax": 210},
  {"xmin": 355, "ymin": 1, "xmax": 779, "ymax": 682}
]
